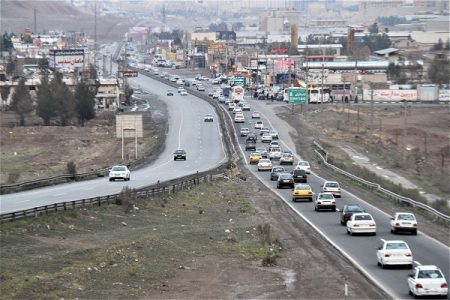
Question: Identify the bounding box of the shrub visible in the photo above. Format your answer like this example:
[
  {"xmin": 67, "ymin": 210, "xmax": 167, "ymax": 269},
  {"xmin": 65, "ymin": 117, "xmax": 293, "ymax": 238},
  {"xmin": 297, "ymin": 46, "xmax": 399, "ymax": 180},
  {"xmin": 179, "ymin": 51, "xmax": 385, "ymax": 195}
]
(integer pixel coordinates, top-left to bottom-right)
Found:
[
  {"xmin": 116, "ymin": 186, "xmax": 136, "ymax": 213},
  {"xmin": 66, "ymin": 161, "xmax": 77, "ymax": 179},
  {"xmin": 7, "ymin": 170, "xmax": 20, "ymax": 183}
]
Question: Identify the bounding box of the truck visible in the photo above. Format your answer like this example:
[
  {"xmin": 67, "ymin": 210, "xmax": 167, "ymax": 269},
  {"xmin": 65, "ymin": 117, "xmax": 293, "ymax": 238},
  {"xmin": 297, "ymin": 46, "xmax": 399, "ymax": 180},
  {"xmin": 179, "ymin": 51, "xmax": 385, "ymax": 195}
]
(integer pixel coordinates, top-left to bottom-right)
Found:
[{"xmin": 231, "ymin": 86, "xmax": 245, "ymax": 104}]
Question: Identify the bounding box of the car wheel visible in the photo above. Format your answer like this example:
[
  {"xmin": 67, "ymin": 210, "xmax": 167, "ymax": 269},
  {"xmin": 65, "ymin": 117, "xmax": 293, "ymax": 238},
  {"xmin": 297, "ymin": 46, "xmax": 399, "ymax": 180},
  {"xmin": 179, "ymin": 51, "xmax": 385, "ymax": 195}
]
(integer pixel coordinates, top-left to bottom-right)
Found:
[
  {"xmin": 109, "ymin": 178, "xmax": 113, "ymax": 181},
  {"xmin": 340, "ymin": 220, "xmax": 345, "ymax": 226},
  {"xmin": 314, "ymin": 206, "xmax": 318, "ymax": 211},
  {"xmin": 412, "ymin": 229, "xmax": 417, "ymax": 235},
  {"xmin": 408, "ymin": 290, "xmax": 413, "ymax": 296},
  {"xmin": 347, "ymin": 229, "xmax": 350, "ymax": 235},
  {"xmin": 392, "ymin": 227, "xmax": 396, "ymax": 234},
  {"xmin": 292, "ymin": 198, "xmax": 296, "ymax": 202},
  {"xmin": 372, "ymin": 232, "xmax": 377, "ymax": 236},
  {"xmin": 309, "ymin": 198, "xmax": 313, "ymax": 202},
  {"xmin": 377, "ymin": 261, "xmax": 381, "ymax": 267}
]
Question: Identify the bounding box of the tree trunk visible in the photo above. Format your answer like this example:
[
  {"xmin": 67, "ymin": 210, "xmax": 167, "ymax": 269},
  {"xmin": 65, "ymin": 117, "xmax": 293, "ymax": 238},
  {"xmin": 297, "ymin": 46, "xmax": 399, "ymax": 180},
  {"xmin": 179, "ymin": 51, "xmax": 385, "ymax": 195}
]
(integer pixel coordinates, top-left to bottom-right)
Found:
[{"xmin": 19, "ymin": 115, "xmax": 25, "ymax": 126}]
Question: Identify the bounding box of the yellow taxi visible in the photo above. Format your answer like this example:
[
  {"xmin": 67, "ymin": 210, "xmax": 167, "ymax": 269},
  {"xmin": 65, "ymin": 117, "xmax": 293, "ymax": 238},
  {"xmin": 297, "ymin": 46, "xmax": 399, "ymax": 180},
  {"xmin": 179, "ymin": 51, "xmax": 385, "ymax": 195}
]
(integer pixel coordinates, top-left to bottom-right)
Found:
[
  {"xmin": 292, "ymin": 184, "xmax": 314, "ymax": 202},
  {"xmin": 249, "ymin": 152, "xmax": 262, "ymax": 164}
]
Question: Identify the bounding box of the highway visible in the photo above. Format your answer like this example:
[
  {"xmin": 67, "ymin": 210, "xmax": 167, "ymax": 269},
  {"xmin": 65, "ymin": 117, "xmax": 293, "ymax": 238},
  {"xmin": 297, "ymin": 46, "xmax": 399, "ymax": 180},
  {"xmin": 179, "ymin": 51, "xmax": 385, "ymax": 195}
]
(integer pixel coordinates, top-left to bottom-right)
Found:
[
  {"xmin": 226, "ymin": 97, "xmax": 449, "ymax": 299},
  {"xmin": 0, "ymin": 74, "xmax": 227, "ymax": 214}
]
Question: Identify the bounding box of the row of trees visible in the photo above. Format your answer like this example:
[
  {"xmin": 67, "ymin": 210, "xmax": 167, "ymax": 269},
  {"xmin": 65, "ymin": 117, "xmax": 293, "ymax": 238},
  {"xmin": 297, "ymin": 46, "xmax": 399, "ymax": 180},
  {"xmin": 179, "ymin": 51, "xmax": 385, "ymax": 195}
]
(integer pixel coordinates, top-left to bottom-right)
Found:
[{"xmin": 10, "ymin": 73, "xmax": 96, "ymax": 126}]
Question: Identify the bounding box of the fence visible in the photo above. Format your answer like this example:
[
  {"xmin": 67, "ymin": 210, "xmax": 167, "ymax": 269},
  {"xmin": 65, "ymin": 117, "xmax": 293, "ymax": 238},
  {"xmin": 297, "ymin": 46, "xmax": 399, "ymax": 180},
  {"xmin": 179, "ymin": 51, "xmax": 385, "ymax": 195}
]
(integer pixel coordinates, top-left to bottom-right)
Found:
[
  {"xmin": 0, "ymin": 172, "xmax": 226, "ymax": 222},
  {"xmin": 313, "ymin": 141, "xmax": 450, "ymax": 222}
]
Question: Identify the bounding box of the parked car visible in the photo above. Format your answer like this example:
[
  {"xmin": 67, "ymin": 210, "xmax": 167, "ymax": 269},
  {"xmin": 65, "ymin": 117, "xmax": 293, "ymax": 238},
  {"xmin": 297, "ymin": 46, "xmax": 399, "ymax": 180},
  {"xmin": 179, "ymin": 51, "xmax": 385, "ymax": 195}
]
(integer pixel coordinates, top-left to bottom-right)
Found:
[
  {"xmin": 340, "ymin": 204, "xmax": 364, "ymax": 225},
  {"xmin": 109, "ymin": 165, "xmax": 131, "ymax": 181},
  {"xmin": 204, "ymin": 114, "xmax": 214, "ymax": 122},
  {"xmin": 292, "ymin": 184, "xmax": 314, "ymax": 202},
  {"xmin": 347, "ymin": 213, "xmax": 377, "ymax": 236},
  {"xmin": 173, "ymin": 149, "xmax": 187, "ymax": 160},
  {"xmin": 390, "ymin": 212, "xmax": 418, "ymax": 235},
  {"xmin": 408, "ymin": 264, "xmax": 448, "ymax": 298},
  {"xmin": 376, "ymin": 239, "xmax": 413, "ymax": 269},
  {"xmin": 321, "ymin": 181, "xmax": 341, "ymax": 198},
  {"xmin": 280, "ymin": 153, "xmax": 294, "ymax": 165},
  {"xmin": 291, "ymin": 169, "xmax": 307, "ymax": 183},
  {"xmin": 295, "ymin": 160, "xmax": 311, "ymax": 174},
  {"xmin": 277, "ymin": 173, "xmax": 295, "ymax": 189},
  {"xmin": 314, "ymin": 192, "xmax": 336, "ymax": 211},
  {"xmin": 270, "ymin": 166, "xmax": 286, "ymax": 181},
  {"xmin": 257, "ymin": 159, "xmax": 273, "ymax": 171}
]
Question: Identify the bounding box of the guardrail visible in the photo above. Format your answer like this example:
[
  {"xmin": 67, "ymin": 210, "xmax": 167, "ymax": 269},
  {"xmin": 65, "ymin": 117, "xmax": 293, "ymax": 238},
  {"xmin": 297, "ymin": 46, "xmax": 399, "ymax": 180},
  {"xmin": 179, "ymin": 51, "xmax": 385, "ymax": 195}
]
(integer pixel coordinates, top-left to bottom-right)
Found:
[
  {"xmin": 0, "ymin": 168, "xmax": 109, "ymax": 194},
  {"xmin": 0, "ymin": 171, "xmax": 226, "ymax": 222},
  {"xmin": 313, "ymin": 141, "xmax": 450, "ymax": 222}
]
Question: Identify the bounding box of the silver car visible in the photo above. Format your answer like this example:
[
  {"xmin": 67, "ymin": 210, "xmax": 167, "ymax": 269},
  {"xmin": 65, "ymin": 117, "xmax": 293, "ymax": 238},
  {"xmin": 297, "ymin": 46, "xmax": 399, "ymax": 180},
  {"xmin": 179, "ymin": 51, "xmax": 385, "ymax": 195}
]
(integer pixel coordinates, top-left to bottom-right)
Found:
[{"xmin": 109, "ymin": 165, "xmax": 131, "ymax": 181}]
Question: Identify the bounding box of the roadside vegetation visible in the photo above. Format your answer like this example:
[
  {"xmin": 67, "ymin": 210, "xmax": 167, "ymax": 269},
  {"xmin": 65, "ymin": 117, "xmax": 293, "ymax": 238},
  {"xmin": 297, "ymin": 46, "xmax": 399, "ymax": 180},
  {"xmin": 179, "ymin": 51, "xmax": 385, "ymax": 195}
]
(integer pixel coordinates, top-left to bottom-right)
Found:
[{"xmin": 0, "ymin": 179, "xmax": 282, "ymax": 299}]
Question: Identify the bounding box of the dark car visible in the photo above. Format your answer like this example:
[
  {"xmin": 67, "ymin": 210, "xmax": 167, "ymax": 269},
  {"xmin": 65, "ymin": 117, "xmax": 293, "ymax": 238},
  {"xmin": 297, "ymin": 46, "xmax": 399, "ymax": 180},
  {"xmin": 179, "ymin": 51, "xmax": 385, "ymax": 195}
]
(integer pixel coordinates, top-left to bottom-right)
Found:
[
  {"xmin": 246, "ymin": 133, "xmax": 257, "ymax": 142},
  {"xmin": 340, "ymin": 204, "xmax": 364, "ymax": 225},
  {"xmin": 173, "ymin": 149, "xmax": 187, "ymax": 160},
  {"xmin": 291, "ymin": 169, "xmax": 307, "ymax": 183},
  {"xmin": 245, "ymin": 140, "xmax": 256, "ymax": 151},
  {"xmin": 276, "ymin": 173, "xmax": 295, "ymax": 189},
  {"xmin": 270, "ymin": 166, "xmax": 285, "ymax": 181},
  {"xmin": 167, "ymin": 90, "xmax": 174, "ymax": 96},
  {"xmin": 184, "ymin": 81, "xmax": 190, "ymax": 87}
]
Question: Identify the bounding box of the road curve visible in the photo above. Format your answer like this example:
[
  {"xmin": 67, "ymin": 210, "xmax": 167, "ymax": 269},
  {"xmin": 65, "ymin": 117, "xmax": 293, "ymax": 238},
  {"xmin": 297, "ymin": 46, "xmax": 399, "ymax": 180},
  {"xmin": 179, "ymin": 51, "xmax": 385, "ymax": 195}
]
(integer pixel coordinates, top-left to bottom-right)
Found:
[{"xmin": 0, "ymin": 75, "xmax": 227, "ymax": 214}]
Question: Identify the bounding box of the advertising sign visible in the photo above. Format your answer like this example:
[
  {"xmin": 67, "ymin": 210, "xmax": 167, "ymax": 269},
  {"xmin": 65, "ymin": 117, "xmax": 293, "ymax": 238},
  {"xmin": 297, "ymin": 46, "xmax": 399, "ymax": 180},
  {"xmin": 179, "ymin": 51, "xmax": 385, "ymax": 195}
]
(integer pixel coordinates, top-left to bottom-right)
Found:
[
  {"xmin": 288, "ymin": 88, "xmax": 307, "ymax": 104},
  {"xmin": 233, "ymin": 76, "xmax": 246, "ymax": 87},
  {"xmin": 365, "ymin": 89, "xmax": 418, "ymax": 101},
  {"xmin": 121, "ymin": 70, "xmax": 138, "ymax": 78},
  {"xmin": 129, "ymin": 27, "xmax": 149, "ymax": 34},
  {"xmin": 49, "ymin": 49, "xmax": 84, "ymax": 69}
]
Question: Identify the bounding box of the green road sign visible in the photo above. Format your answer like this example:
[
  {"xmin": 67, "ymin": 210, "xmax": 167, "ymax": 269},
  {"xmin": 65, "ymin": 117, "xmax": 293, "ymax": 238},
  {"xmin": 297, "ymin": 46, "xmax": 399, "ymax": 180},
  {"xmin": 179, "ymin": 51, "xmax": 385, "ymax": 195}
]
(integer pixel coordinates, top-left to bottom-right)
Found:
[{"xmin": 288, "ymin": 88, "xmax": 307, "ymax": 104}]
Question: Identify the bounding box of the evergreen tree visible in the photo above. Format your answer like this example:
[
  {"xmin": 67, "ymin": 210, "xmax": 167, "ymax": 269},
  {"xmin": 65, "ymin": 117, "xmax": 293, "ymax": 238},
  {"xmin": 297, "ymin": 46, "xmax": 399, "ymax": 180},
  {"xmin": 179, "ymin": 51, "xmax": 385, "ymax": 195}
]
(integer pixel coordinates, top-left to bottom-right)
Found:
[
  {"xmin": 51, "ymin": 72, "xmax": 75, "ymax": 126},
  {"xmin": 74, "ymin": 80, "xmax": 96, "ymax": 127},
  {"xmin": 428, "ymin": 55, "xmax": 450, "ymax": 85},
  {"xmin": 36, "ymin": 76, "xmax": 57, "ymax": 125},
  {"xmin": 0, "ymin": 32, "xmax": 14, "ymax": 52},
  {"xmin": 10, "ymin": 78, "xmax": 34, "ymax": 126}
]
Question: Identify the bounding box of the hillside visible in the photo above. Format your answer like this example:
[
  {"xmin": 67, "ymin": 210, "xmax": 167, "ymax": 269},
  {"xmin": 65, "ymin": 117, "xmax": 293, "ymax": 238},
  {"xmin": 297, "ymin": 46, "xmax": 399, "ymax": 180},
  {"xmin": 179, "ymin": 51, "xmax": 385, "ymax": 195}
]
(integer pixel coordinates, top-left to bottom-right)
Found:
[{"xmin": 0, "ymin": 0, "xmax": 131, "ymax": 41}]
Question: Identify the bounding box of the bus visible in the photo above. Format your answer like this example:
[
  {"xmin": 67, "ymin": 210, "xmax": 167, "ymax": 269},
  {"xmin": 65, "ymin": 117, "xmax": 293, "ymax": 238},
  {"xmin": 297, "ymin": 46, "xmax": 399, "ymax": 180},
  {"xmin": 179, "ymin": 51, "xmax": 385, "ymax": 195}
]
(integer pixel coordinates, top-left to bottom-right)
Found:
[
  {"xmin": 308, "ymin": 87, "xmax": 330, "ymax": 103},
  {"xmin": 231, "ymin": 86, "xmax": 245, "ymax": 103}
]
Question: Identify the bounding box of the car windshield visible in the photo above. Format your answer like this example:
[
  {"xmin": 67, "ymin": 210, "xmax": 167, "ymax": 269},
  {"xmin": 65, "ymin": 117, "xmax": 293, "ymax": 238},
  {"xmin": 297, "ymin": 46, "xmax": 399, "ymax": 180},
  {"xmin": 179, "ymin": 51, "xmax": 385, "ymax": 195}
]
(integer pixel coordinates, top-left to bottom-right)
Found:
[
  {"xmin": 354, "ymin": 215, "xmax": 372, "ymax": 221},
  {"xmin": 319, "ymin": 193, "xmax": 334, "ymax": 199},
  {"xmin": 385, "ymin": 242, "xmax": 408, "ymax": 250},
  {"xmin": 418, "ymin": 270, "xmax": 443, "ymax": 279},
  {"xmin": 346, "ymin": 205, "xmax": 362, "ymax": 212},
  {"xmin": 326, "ymin": 182, "xmax": 339, "ymax": 188},
  {"xmin": 112, "ymin": 166, "xmax": 126, "ymax": 171},
  {"xmin": 398, "ymin": 214, "xmax": 415, "ymax": 221}
]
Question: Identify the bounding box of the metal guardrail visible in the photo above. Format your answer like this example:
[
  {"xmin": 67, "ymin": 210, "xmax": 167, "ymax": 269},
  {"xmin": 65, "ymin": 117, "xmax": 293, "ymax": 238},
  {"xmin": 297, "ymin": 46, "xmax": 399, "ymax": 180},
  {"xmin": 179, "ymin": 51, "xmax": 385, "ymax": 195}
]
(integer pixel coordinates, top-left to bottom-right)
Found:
[
  {"xmin": 0, "ymin": 172, "xmax": 226, "ymax": 222},
  {"xmin": 313, "ymin": 141, "xmax": 450, "ymax": 222}
]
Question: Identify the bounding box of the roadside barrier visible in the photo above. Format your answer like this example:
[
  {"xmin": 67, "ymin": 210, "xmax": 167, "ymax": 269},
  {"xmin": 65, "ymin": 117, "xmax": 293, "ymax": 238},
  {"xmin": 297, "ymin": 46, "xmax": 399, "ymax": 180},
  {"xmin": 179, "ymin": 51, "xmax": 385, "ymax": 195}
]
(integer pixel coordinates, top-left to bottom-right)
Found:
[{"xmin": 313, "ymin": 140, "xmax": 450, "ymax": 222}]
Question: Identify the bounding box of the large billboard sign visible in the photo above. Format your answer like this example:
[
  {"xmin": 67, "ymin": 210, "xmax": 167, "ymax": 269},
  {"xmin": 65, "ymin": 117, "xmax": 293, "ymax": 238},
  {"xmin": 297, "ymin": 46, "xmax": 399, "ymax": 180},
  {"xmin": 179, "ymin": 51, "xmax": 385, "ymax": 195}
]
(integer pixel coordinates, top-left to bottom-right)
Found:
[{"xmin": 49, "ymin": 49, "xmax": 84, "ymax": 69}]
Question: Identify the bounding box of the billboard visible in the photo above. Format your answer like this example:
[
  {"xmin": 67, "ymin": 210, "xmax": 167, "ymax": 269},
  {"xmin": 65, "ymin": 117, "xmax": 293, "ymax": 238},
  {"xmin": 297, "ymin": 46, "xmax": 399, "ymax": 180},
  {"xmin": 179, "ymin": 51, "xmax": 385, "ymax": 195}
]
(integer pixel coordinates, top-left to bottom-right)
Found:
[
  {"xmin": 364, "ymin": 89, "xmax": 418, "ymax": 101},
  {"xmin": 129, "ymin": 27, "xmax": 149, "ymax": 34},
  {"xmin": 49, "ymin": 49, "xmax": 84, "ymax": 69}
]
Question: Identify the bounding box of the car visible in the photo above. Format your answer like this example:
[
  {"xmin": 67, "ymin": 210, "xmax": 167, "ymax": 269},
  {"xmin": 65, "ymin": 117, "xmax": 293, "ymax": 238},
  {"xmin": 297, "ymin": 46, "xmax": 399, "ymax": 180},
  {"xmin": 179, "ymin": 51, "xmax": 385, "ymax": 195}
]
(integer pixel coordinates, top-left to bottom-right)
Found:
[
  {"xmin": 166, "ymin": 90, "xmax": 174, "ymax": 96},
  {"xmin": 197, "ymin": 85, "xmax": 205, "ymax": 91},
  {"xmin": 184, "ymin": 81, "xmax": 190, "ymax": 87},
  {"xmin": 256, "ymin": 147, "xmax": 269, "ymax": 159},
  {"xmin": 208, "ymin": 90, "xmax": 215, "ymax": 96},
  {"xmin": 176, "ymin": 79, "xmax": 184, "ymax": 85},
  {"xmin": 173, "ymin": 149, "xmax": 187, "ymax": 160},
  {"xmin": 390, "ymin": 212, "xmax": 418, "ymax": 235},
  {"xmin": 245, "ymin": 140, "xmax": 256, "ymax": 151},
  {"xmin": 246, "ymin": 133, "xmax": 257, "ymax": 142},
  {"xmin": 212, "ymin": 92, "xmax": 221, "ymax": 99},
  {"xmin": 280, "ymin": 153, "xmax": 294, "ymax": 165},
  {"xmin": 340, "ymin": 204, "xmax": 365, "ymax": 225},
  {"xmin": 314, "ymin": 192, "xmax": 336, "ymax": 211},
  {"xmin": 292, "ymin": 184, "xmax": 314, "ymax": 202},
  {"xmin": 170, "ymin": 76, "xmax": 177, "ymax": 82},
  {"xmin": 321, "ymin": 181, "xmax": 341, "ymax": 198},
  {"xmin": 260, "ymin": 127, "xmax": 270, "ymax": 135},
  {"xmin": 254, "ymin": 121, "xmax": 264, "ymax": 129},
  {"xmin": 204, "ymin": 114, "xmax": 214, "ymax": 122},
  {"xmin": 252, "ymin": 111, "xmax": 261, "ymax": 119},
  {"xmin": 257, "ymin": 159, "xmax": 273, "ymax": 171},
  {"xmin": 180, "ymin": 90, "xmax": 188, "ymax": 96},
  {"xmin": 270, "ymin": 166, "xmax": 285, "ymax": 181},
  {"xmin": 261, "ymin": 133, "xmax": 273, "ymax": 143},
  {"xmin": 249, "ymin": 152, "xmax": 262, "ymax": 164},
  {"xmin": 347, "ymin": 213, "xmax": 376, "ymax": 236},
  {"xmin": 269, "ymin": 141, "xmax": 279, "ymax": 147},
  {"xmin": 228, "ymin": 103, "xmax": 236, "ymax": 111},
  {"xmin": 234, "ymin": 114, "xmax": 245, "ymax": 123},
  {"xmin": 295, "ymin": 161, "xmax": 311, "ymax": 174},
  {"xmin": 233, "ymin": 107, "xmax": 243, "ymax": 114},
  {"xmin": 109, "ymin": 165, "xmax": 131, "ymax": 181},
  {"xmin": 291, "ymin": 169, "xmax": 307, "ymax": 183},
  {"xmin": 242, "ymin": 103, "xmax": 251, "ymax": 111},
  {"xmin": 240, "ymin": 128, "xmax": 250, "ymax": 136},
  {"xmin": 277, "ymin": 173, "xmax": 295, "ymax": 189},
  {"xmin": 177, "ymin": 87, "xmax": 184, "ymax": 93},
  {"xmin": 408, "ymin": 264, "xmax": 448, "ymax": 298},
  {"xmin": 269, "ymin": 130, "xmax": 279, "ymax": 139},
  {"xmin": 269, "ymin": 147, "xmax": 282, "ymax": 160},
  {"xmin": 376, "ymin": 239, "xmax": 413, "ymax": 269},
  {"xmin": 218, "ymin": 96, "xmax": 226, "ymax": 103}
]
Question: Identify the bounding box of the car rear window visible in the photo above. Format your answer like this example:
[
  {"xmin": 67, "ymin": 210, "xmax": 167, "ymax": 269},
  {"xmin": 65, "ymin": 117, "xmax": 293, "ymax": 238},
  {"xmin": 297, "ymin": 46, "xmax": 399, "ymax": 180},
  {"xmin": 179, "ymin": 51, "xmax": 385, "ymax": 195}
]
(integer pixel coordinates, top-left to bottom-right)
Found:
[
  {"xmin": 112, "ymin": 166, "xmax": 126, "ymax": 171},
  {"xmin": 385, "ymin": 242, "xmax": 408, "ymax": 250},
  {"xmin": 319, "ymin": 193, "xmax": 334, "ymax": 199},
  {"xmin": 418, "ymin": 270, "xmax": 443, "ymax": 279},
  {"xmin": 326, "ymin": 182, "xmax": 339, "ymax": 187},
  {"xmin": 398, "ymin": 214, "xmax": 415, "ymax": 221},
  {"xmin": 295, "ymin": 185, "xmax": 311, "ymax": 191},
  {"xmin": 279, "ymin": 174, "xmax": 292, "ymax": 179},
  {"xmin": 354, "ymin": 215, "xmax": 372, "ymax": 221},
  {"xmin": 346, "ymin": 206, "xmax": 362, "ymax": 212}
]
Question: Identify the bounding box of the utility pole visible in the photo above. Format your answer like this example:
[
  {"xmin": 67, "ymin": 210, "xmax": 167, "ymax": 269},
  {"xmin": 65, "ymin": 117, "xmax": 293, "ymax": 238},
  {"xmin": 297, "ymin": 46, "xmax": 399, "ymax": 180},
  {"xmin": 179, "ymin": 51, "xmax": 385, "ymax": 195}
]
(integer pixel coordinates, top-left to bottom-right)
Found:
[
  {"xmin": 33, "ymin": 6, "xmax": 37, "ymax": 34},
  {"xmin": 94, "ymin": 0, "xmax": 97, "ymax": 73},
  {"xmin": 357, "ymin": 106, "xmax": 360, "ymax": 134},
  {"xmin": 403, "ymin": 101, "xmax": 408, "ymax": 162}
]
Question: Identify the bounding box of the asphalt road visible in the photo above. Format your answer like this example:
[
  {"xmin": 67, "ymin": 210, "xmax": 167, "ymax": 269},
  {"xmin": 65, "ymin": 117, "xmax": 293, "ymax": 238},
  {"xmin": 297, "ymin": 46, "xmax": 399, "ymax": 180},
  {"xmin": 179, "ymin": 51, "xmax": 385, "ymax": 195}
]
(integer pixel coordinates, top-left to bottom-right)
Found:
[
  {"xmin": 226, "ymin": 98, "xmax": 449, "ymax": 299},
  {"xmin": 0, "ymin": 75, "xmax": 227, "ymax": 214}
]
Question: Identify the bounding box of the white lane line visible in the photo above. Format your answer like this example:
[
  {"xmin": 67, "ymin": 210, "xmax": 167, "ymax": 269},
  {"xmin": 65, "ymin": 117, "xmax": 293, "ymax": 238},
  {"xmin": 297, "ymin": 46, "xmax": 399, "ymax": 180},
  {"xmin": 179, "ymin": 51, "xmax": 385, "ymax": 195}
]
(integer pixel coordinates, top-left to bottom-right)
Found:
[
  {"xmin": 16, "ymin": 199, "xmax": 33, "ymax": 204},
  {"xmin": 257, "ymin": 108, "xmax": 450, "ymax": 250},
  {"xmin": 177, "ymin": 106, "xmax": 184, "ymax": 149}
]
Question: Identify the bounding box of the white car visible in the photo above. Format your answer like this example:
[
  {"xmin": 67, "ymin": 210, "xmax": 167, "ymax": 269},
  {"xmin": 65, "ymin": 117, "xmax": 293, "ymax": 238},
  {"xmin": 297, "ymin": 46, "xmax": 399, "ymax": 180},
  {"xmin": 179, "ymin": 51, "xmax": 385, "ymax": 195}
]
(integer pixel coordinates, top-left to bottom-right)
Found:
[
  {"xmin": 261, "ymin": 133, "xmax": 273, "ymax": 143},
  {"xmin": 197, "ymin": 85, "xmax": 205, "ymax": 91},
  {"xmin": 376, "ymin": 239, "xmax": 413, "ymax": 268},
  {"xmin": 180, "ymin": 90, "xmax": 188, "ymax": 96},
  {"xmin": 295, "ymin": 161, "xmax": 311, "ymax": 174},
  {"xmin": 234, "ymin": 114, "xmax": 245, "ymax": 123},
  {"xmin": 109, "ymin": 165, "xmax": 130, "ymax": 181},
  {"xmin": 408, "ymin": 264, "xmax": 448, "ymax": 298},
  {"xmin": 269, "ymin": 141, "xmax": 279, "ymax": 148},
  {"xmin": 390, "ymin": 212, "xmax": 418, "ymax": 235},
  {"xmin": 242, "ymin": 103, "xmax": 251, "ymax": 111},
  {"xmin": 233, "ymin": 107, "xmax": 243, "ymax": 114},
  {"xmin": 240, "ymin": 128, "xmax": 250, "ymax": 136},
  {"xmin": 228, "ymin": 103, "xmax": 236, "ymax": 111},
  {"xmin": 347, "ymin": 213, "xmax": 376, "ymax": 236},
  {"xmin": 280, "ymin": 153, "xmax": 294, "ymax": 165},
  {"xmin": 252, "ymin": 111, "xmax": 261, "ymax": 119},
  {"xmin": 314, "ymin": 192, "xmax": 336, "ymax": 211},
  {"xmin": 257, "ymin": 159, "xmax": 273, "ymax": 171},
  {"xmin": 255, "ymin": 121, "xmax": 264, "ymax": 129},
  {"xmin": 269, "ymin": 130, "xmax": 278, "ymax": 139},
  {"xmin": 269, "ymin": 147, "xmax": 282, "ymax": 160},
  {"xmin": 321, "ymin": 181, "xmax": 341, "ymax": 198},
  {"xmin": 260, "ymin": 127, "xmax": 270, "ymax": 135}
]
